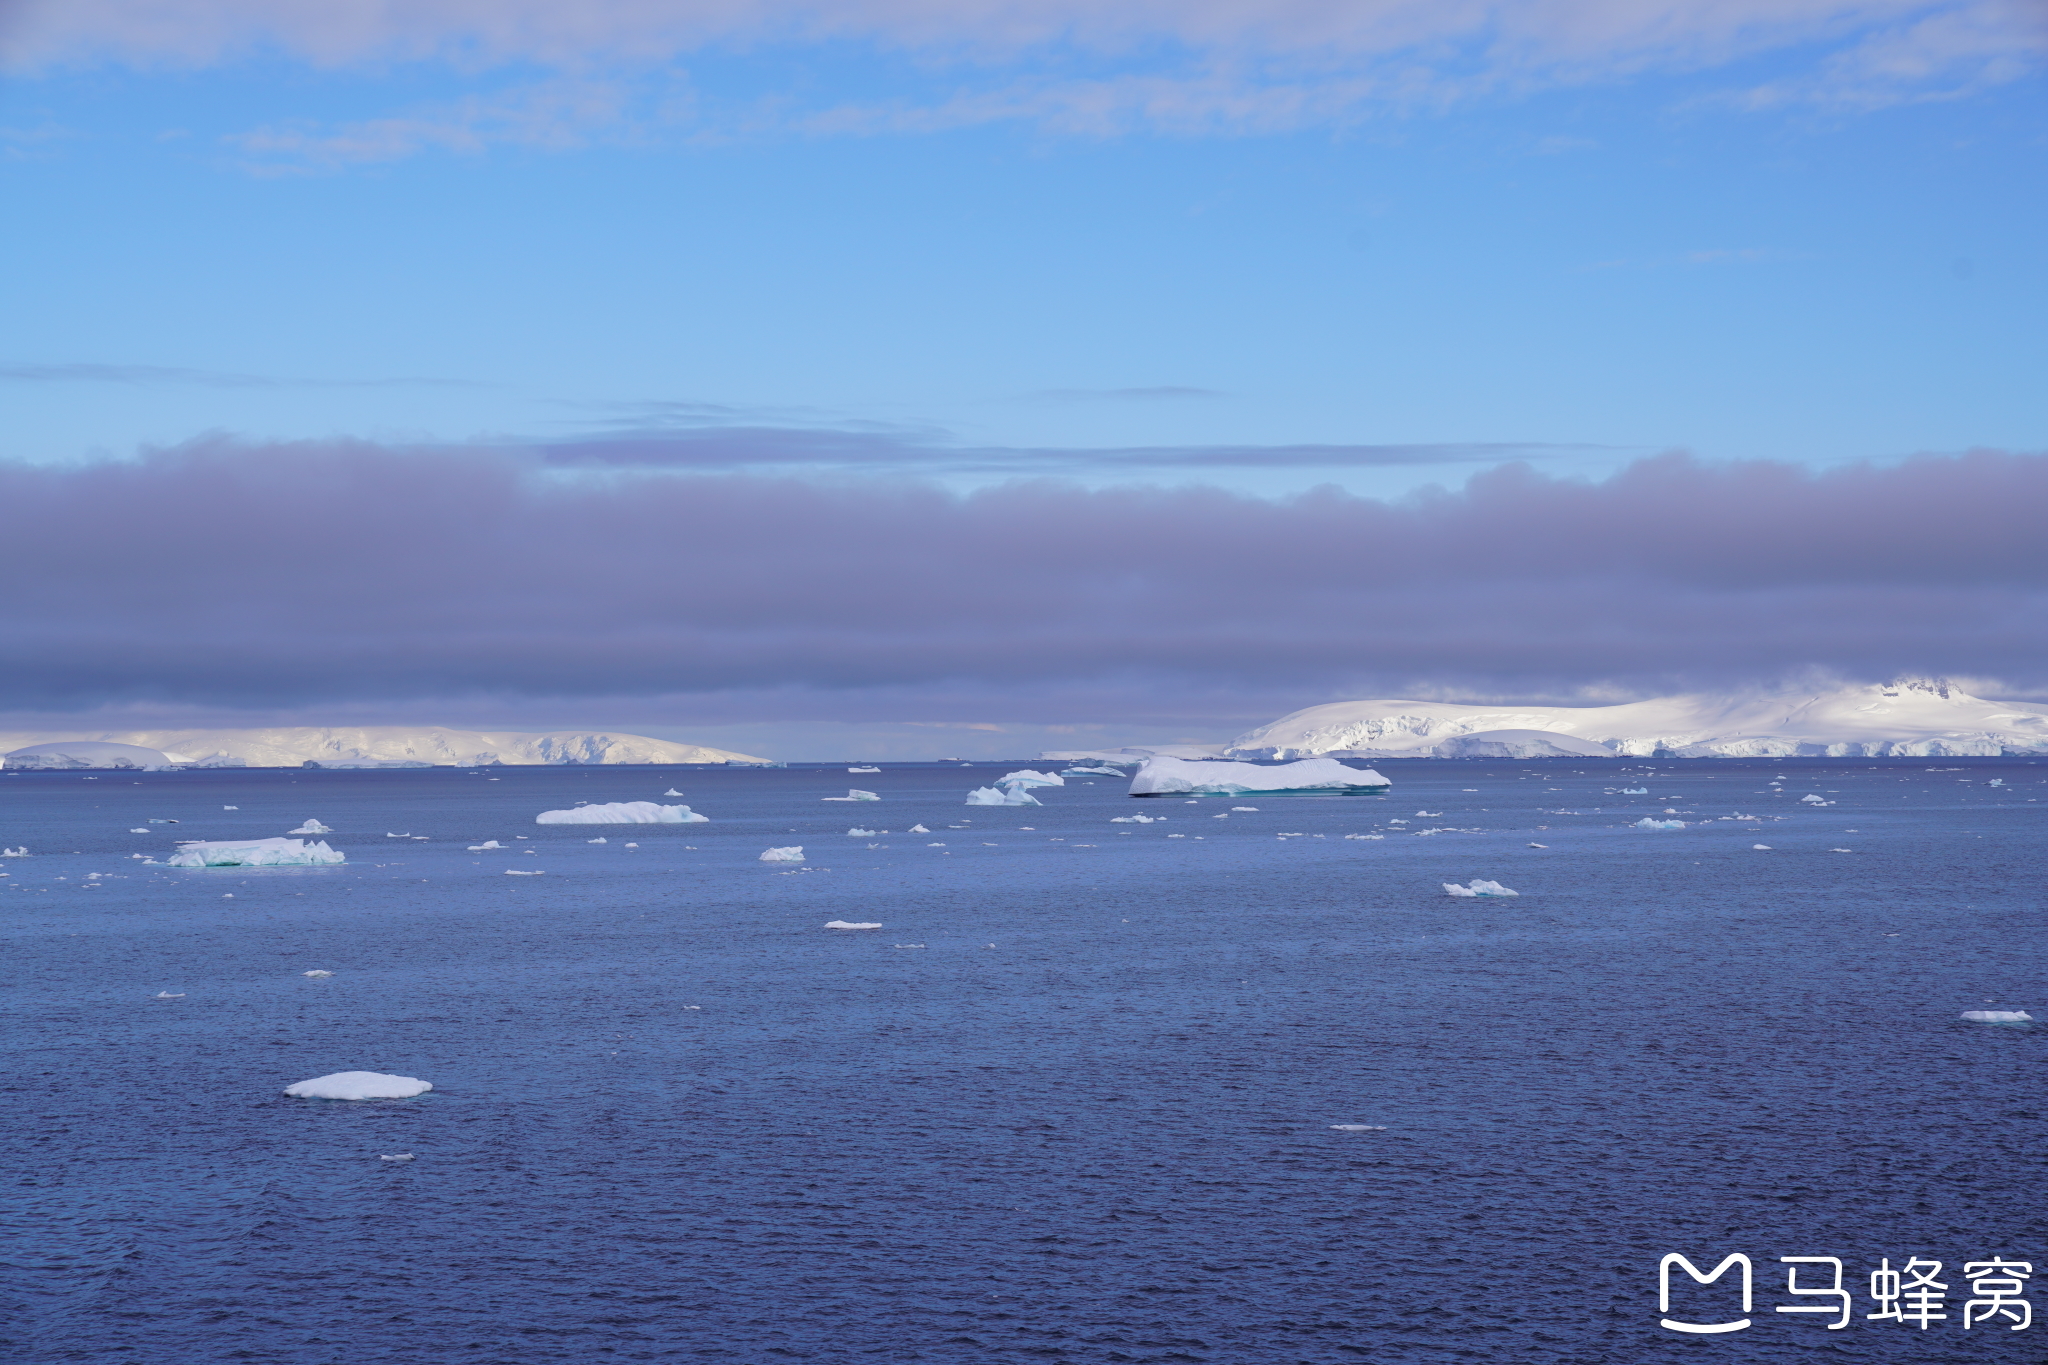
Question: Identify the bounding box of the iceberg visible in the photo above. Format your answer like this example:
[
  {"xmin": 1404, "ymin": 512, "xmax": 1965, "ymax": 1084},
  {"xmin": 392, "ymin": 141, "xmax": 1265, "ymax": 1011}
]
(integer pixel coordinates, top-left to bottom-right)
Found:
[
  {"xmin": 1634, "ymin": 818, "xmax": 1687, "ymax": 830},
  {"xmin": 284, "ymin": 1071, "xmax": 433, "ymax": 1100},
  {"xmin": 1443, "ymin": 880, "xmax": 1519, "ymax": 897},
  {"xmin": 760, "ymin": 846, "xmax": 805, "ymax": 862},
  {"xmin": 1061, "ymin": 765, "xmax": 1124, "ymax": 776},
  {"xmin": 822, "ymin": 789, "xmax": 880, "ymax": 801},
  {"xmin": 167, "ymin": 837, "xmax": 346, "ymax": 868},
  {"xmin": 505, "ymin": 869, "xmax": 544, "ymax": 875},
  {"xmin": 1128, "ymin": 757, "xmax": 1390, "ymax": 797},
  {"xmin": 303, "ymin": 970, "xmax": 334, "ymax": 978},
  {"xmin": 467, "ymin": 840, "xmax": 505, "ymax": 850},
  {"xmin": 824, "ymin": 920, "xmax": 882, "ymax": 929},
  {"xmin": 535, "ymin": 801, "xmax": 707, "ymax": 824},
  {"xmin": 1961, "ymin": 1010, "xmax": 2032, "ymax": 1023},
  {"xmin": 664, "ymin": 788, "xmax": 684, "ymax": 795},
  {"xmin": 286, "ymin": 819, "xmax": 333, "ymax": 835},
  {"xmin": 4, "ymin": 740, "xmax": 176, "ymax": 771},
  {"xmin": 846, "ymin": 827, "xmax": 879, "ymax": 836},
  {"xmin": 1801, "ymin": 794, "xmax": 1832, "ymax": 805},
  {"xmin": 847, "ymin": 766, "xmax": 881, "ymax": 773},
  {"xmin": 966, "ymin": 786, "xmax": 1039, "ymax": 806},
  {"xmin": 908, "ymin": 824, "xmax": 929, "ymax": 834},
  {"xmin": 1110, "ymin": 814, "xmax": 1160, "ymax": 824},
  {"xmin": 998, "ymin": 770, "xmax": 1064, "ymax": 789}
]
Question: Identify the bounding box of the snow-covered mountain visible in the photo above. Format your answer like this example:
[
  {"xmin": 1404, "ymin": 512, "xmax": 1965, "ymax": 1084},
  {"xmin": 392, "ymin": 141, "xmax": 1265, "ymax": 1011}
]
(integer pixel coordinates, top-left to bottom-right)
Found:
[
  {"xmin": 1227, "ymin": 679, "xmax": 2048, "ymax": 759},
  {"xmin": 0, "ymin": 726, "xmax": 769, "ymax": 769}
]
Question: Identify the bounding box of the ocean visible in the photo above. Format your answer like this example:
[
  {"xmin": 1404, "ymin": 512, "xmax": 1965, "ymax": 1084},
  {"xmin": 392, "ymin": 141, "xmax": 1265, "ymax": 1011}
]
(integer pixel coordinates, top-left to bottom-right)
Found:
[{"xmin": 3, "ymin": 758, "xmax": 2042, "ymax": 1363}]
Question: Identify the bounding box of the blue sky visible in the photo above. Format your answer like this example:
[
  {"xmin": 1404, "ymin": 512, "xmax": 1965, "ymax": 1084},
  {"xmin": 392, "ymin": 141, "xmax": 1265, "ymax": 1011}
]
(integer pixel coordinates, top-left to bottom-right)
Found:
[{"xmin": 1, "ymin": 2, "xmax": 2044, "ymax": 755}]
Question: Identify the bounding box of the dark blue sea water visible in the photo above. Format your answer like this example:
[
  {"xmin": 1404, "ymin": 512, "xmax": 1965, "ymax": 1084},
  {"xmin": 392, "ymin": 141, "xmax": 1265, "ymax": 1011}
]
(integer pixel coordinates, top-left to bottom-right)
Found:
[{"xmin": 3, "ymin": 758, "xmax": 2043, "ymax": 1363}]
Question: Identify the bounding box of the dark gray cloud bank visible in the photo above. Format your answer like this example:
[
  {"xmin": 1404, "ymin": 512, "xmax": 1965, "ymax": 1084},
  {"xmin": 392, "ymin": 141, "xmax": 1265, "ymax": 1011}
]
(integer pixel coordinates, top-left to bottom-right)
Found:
[{"xmin": 3, "ymin": 438, "xmax": 2043, "ymax": 726}]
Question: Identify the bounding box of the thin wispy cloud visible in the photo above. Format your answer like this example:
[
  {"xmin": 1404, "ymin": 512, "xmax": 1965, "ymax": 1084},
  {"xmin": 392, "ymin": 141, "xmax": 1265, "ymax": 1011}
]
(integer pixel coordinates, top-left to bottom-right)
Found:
[{"xmin": 0, "ymin": 362, "xmax": 486, "ymax": 389}]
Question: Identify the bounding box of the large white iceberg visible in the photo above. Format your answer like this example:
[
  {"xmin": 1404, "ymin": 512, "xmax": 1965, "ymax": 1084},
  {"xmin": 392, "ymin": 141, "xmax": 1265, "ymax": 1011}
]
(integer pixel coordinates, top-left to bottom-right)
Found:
[
  {"xmin": 168, "ymin": 838, "xmax": 346, "ymax": 868},
  {"xmin": 966, "ymin": 786, "xmax": 1039, "ymax": 806},
  {"xmin": 4, "ymin": 740, "xmax": 176, "ymax": 771},
  {"xmin": 822, "ymin": 789, "xmax": 880, "ymax": 801},
  {"xmin": 535, "ymin": 801, "xmax": 707, "ymax": 824},
  {"xmin": 760, "ymin": 846, "xmax": 805, "ymax": 862},
  {"xmin": 1128, "ymin": 756, "xmax": 1390, "ymax": 797},
  {"xmin": 1961, "ymin": 1010, "xmax": 2032, "ymax": 1023},
  {"xmin": 1444, "ymin": 880, "xmax": 1519, "ymax": 897},
  {"xmin": 284, "ymin": 1071, "xmax": 433, "ymax": 1100},
  {"xmin": 998, "ymin": 770, "xmax": 1064, "ymax": 789}
]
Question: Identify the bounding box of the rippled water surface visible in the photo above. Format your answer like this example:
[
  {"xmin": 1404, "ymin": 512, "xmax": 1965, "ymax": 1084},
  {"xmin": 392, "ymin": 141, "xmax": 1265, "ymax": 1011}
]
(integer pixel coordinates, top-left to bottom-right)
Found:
[{"xmin": 3, "ymin": 759, "xmax": 2043, "ymax": 1363}]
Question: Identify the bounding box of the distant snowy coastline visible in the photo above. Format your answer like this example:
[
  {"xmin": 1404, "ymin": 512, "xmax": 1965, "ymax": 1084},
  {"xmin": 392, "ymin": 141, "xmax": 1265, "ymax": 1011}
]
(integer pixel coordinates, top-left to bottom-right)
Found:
[
  {"xmin": 0, "ymin": 726, "xmax": 769, "ymax": 770},
  {"xmin": 1046, "ymin": 679, "xmax": 2048, "ymax": 763}
]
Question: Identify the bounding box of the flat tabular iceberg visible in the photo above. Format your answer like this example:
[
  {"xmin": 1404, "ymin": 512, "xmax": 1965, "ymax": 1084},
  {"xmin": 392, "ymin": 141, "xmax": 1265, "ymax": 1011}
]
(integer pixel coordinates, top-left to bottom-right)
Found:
[
  {"xmin": 1129, "ymin": 756, "xmax": 1390, "ymax": 797},
  {"xmin": 1444, "ymin": 880, "xmax": 1518, "ymax": 897},
  {"xmin": 284, "ymin": 1071, "xmax": 432, "ymax": 1100},
  {"xmin": 824, "ymin": 920, "xmax": 881, "ymax": 929},
  {"xmin": 966, "ymin": 786, "xmax": 1039, "ymax": 806},
  {"xmin": 168, "ymin": 837, "xmax": 345, "ymax": 868},
  {"xmin": 1961, "ymin": 1010, "xmax": 2032, "ymax": 1023},
  {"xmin": 822, "ymin": 789, "xmax": 880, "ymax": 801},
  {"xmin": 760, "ymin": 846, "xmax": 805, "ymax": 862},
  {"xmin": 535, "ymin": 801, "xmax": 707, "ymax": 824}
]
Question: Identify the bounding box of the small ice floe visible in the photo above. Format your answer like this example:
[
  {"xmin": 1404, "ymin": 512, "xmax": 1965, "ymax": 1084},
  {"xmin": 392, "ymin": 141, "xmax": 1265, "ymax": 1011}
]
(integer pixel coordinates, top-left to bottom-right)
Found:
[
  {"xmin": 1232, "ymin": 806, "xmax": 1258, "ymax": 812},
  {"xmin": 1416, "ymin": 810, "xmax": 1442, "ymax": 817},
  {"xmin": 847, "ymin": 827, "xmax": 880, "ymax": 837},
  {"xmin": 380, "ymin": 1153, "xmax": 415, "ymax": 1162},
  {"xmin": 2, "ymin": 847, "xmax": 30, "ymax": 857},
  {"xmin": 1443, "ymin": 880, "xmax": 1518, "ymax": 897},
  {"xmin": 847, "ymin": 766, "xmax": 881, "ymax": 773},
  {"xmin": 286, "ymin": 820, "xmax": 332, "ymax": 835},
  {"xmin": 664, "ymin": 788, "xmax": 684, "ymax": 796},
  {"xmin": 822, "ymin": 789, "xmax": 880, "ymax": 802},
  {"xmin": 1528, "ymin": 842, "xmax": 1548, "ymax": 848},
  {"xmin": 386, "ymin": 832, "xmax": 410, "ymax": 838},
  {"xmin": 1111, "ymin": 814, "xmax": 1159, "ymax": 824},
  {"xmin": 760, "ymin": 846, "xmax": 805, "ymax": 862},
  {"xmin": 966, "ymin": 786, "xmax": 1038, "ymax": 806},
  {"xmin": 302, "ymin": 970, "xmax": 334, "ymax": 978},
  {"xmin": 892, "ymin": 942, "xmax": 926, "ymax": 948},
  {"xmin": 1961, "ymin": 1010, "xmax": 2032, "ymax": 1023},
  {"xmin": 168, "ymin": 838, "xmax": 345, "ymax": 868},
  {"xmin": 824, "ymin": 920, "xmax": 881, "ymax": 930},
  {"xmin": 1329, "ymin": 1124, "xmax": 1387, "ymax": 1131},
  {"xmin": 537, "ymin": 801, "xmax": 706, "ymax": 824},
  {"xmin": 908, "ymin": 824, "xmax": 930, "ymax": 834},
  {"xmin": 222, "ymin": 805, "xmax": 238, "ymax": 810},
  {"xmin": 587, "ymin": 837, "xmax": 607, "ymax": 844},
  {"xmin": 1801, "ymin": 794, "xmax": 1832, "ymax": 805},
  {"xmin": 147, "ymin": 818, "xmax": 178, "ymax": 824},
  {"xmin": 1753, "ymin": 844, "xmax": 1773, "ymax": 850},
  {"xmin": 285, "ymin": 1071, "xmax": 433, "ymax": 1101},
  {"xmin": 1634, "ymin": 818, "xmax": 1687, "ymax": 830},
  {"xmin": 505, "ymin": 869, "xmax": 545, "ymax": 875},
  {"xmin": 1830, "ymin": 847, "xmax": 1854, "ymax": 853},
  {"xmin": 1621, "ymin": 787, "xmax": 1648, "ymax": 795},
  {"xmin": 1345, "ymin": 833, "xmax": 1384, "ymax": 840},
  {"xmin": 623, "ymin": 842, "xmax": 638, "ymax": 848},
  {"xmin": 997, "ymin": 770, "xmax": 1064, "ymax": 789},
  {"xmin": 153, "ymin": 991, "xmax": 185, "ymax": 999},
  {"xmin": 1061, "ymin": 765, "xmax": 1122, "ymax": 776},
  {"xmin": 130, "ymin": 827, "xmax": 149, "ymax": 833},
  {"xmin": 468, "ymin": 841, "xmax": 505, "ymax": 851}
]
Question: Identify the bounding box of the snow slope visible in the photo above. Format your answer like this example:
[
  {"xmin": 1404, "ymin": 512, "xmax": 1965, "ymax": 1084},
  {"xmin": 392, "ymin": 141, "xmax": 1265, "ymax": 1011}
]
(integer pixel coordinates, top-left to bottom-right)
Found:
[
  {"xmin": 1229, "ymin": 679, "xmax": 2048, "ymax": 759},
  {"xmin": 0, "ymin": 726, "xmax": 768, "ymax": 769}
]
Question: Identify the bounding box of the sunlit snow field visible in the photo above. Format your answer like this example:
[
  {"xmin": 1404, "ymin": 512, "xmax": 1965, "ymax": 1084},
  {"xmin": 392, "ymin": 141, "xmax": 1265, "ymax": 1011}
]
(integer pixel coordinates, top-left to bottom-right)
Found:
[{"xmin": 3, "ymin": 760, "xmax": 2043, "ymax": 1363}]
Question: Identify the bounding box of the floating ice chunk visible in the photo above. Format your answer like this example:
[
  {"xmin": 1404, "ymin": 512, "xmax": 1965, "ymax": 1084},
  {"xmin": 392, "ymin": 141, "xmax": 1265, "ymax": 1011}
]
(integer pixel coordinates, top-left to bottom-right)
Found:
[
  {"xmin": 847, "ymin": 766, "xmax": 881, "ymax": 773},
  {"xmin": 1416, "ymin": 810, "xmax": 1442, "ymax": 817},
  {"xmin": 536, "ymin": 801, "xmax": 706, "ymax": 824},
  {"xmin": 153, "ymin": 991, "xmax": 184, "ymax": 999},
  {"xmin": 824, "ymin": 920, "xmax": 881, "ymax": 929},
  {"xmin": 284, "ymin": 1071, "xmax": 432, "ymax": 1101},
  {"xmin": 908, "ymin": 824, "xmax": 930, "ymax": 834},
  {"xmin": 1061, "ymin": 766, "xmax": 1123, "ymax": 776},
  {"xmin": 624, "ymin": 842, "xmax": 637, "ymax": 848},
  {"xmin": 468, "ymin": 840, "xmax": 505, "ymax": 850},
  {"xmin": 148, "ymin": 818, "xmax": 178, "ymax": 824},
  {"xmin": 1831, "ymin": 847, "xmax": 1854, "ymax": 853},
  {"xmin": 1528, "ymin": 842, "xmax": 1548, "ymax": 848},
  {"xmin": 1443, "ymin": 880, "xmax": 1518, "ymax": 897},
  {"xmin": 587, "ymin": 837, "xmax": 607, "ymax": 844},
  {"xmin": 286, "ymin": 820, "xmax": 332, "ymax": 835},
  {"xmin": 760, "ymin": 846, "xmax": 805, "ymax": 862},
  {"xmin": 1345, "ymin": 833, "xmax": 1384, "ymax": 840},
  {"xmin": 130, "ymin": 827, "xmax": 149, "ymax": 833},
  {"xmin": 380, "ymin": 1153, "xmax": 415, "ymax": 1161},
  {"xmin": 1232, "ymin": 806, "xmax": 1258, "ymax": 811},
  {"xmin": 1961, "ymin": 1010, "xmax": 2032, "ymax": 1023},
  {"xmin": 1329, "ymin": 1124, "xmax": 1387, "ymax": 1131},
  {"xmin": 1801, "ymin": 794, "xmax": 1831, "ymax": 805},
  {"xmin": 847, "ymin": 827, "xmax": 880, "ymax": 836},
  {"xmin": 168, "ymin": 838, "xmax": 345, "ymax": 868},
  {"xmin": 1621, "ymin": 787, "xmax": 1648, "ymax": 794},
  {"xmin": 1633, "ymin": 818, "xmax": 1687, "ymax": 830},
  {"xmin": 1753, "ymin": 843, "xmax": 1773, "ymax": 850},
  {"xmin": 505, "ymin": 869, "xmax": 545, "ymax": 875},
  {"xmin": 1110, "ymin": 814, "xmax": 1159, "ymax": 824},
  {"xmin": 664, "ymin": 788, "xmax": 684, "ymax": 796},
  {"xmin": 966, "ymin": 786, "xmax": 1039, "ymax": 806},
  {"xmin": 998, "ymin": 770, "xmax": 1064, "ymax": 789},
  {"xmin": 822, "ymin": 789, "xmax": 880, "ymax": 801},
  {"xmin": 1129, "ymin": 757, "xmax": 1389, "ymax": 796},
  {"xmin": 303, "ymin": 970, "xmax": 334, "ymax": 978},
  {"xmin": 1, "ymin": 848, "xmax": 28, "ymax": 857}
]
